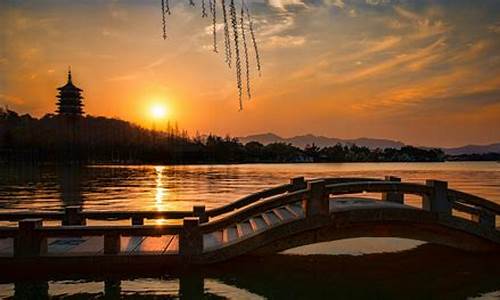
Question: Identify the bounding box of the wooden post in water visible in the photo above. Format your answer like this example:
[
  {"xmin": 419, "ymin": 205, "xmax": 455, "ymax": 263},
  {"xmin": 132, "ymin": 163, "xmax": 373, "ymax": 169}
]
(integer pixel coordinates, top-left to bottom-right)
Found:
[
  {"xmin": 104, "ymin": 234, "xmax": 121, "ymax": 255},
  {"xmin": 14, "ymin": 219, "xmax": 47, "ymax": 257},
  {"xmin": 382, "ymin": 176, "xmax": 404, "ymax": 204},
  {"xmin": 63, "ymin": 206, "xmax": 86, "ymax": 226},
  {"xmin": 290, "ymin": 176, "xmax": 306, "ymax": 191},
  {"xmin": 193, "ymin": 205, "xmax": 208, "ymax": 223},
  {"xmin": 180, "ymin": 217, "xmax": 202, "ymax": 258},
  {"xmin": 471, "ymin": 208, "xmax": 496, "ymax": 229},
  {"xmin": 305, "ymin": 180, "xmax": 329, "ymax": 217},
  {"xmin": 423, "ymin": 180, "xmax": 451, "ymax": 214}
]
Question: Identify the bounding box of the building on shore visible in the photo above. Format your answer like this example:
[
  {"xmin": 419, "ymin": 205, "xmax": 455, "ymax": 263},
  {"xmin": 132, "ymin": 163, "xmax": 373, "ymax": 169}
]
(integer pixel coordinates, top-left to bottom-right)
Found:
[{"xmin": 56, "ymin": 68, "xmax": 84, "ymax": 116}]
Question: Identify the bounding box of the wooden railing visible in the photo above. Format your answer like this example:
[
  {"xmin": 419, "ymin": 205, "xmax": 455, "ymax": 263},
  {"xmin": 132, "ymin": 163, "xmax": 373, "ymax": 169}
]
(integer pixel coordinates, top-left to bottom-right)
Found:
[{"xmin": 0, "ymin": 176, "xmax": 498, "ymax": 259}]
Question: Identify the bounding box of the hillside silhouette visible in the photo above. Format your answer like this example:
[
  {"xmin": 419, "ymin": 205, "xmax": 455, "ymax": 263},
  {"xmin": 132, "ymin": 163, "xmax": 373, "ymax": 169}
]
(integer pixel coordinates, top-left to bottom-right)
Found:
[{"xmin": 1, "ymin": 108, "xmax": 449, "ymax": 164}]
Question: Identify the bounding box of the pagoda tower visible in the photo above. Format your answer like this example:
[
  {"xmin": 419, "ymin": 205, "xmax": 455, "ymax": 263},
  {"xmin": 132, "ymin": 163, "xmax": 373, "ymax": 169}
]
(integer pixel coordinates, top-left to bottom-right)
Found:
[{"xmin": 56, "ymin": 68, "xmax": 84, "ymax": 116}]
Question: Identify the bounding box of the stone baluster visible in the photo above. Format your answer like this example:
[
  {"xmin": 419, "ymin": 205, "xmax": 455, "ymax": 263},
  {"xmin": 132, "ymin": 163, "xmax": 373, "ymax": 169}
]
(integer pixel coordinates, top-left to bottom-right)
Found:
[
  {"xmin": 289, "ymin": 176, "xmax": 306, "ymax": 191},
  {"xmin": 382, "ymin": 176, "xmax": 404, "ymax": 204},
  {"xmin": 14, "ymin": 218, "xmax": 47, "ymax": 257},
  {"xmin": 193, "ymin": 205, "xmax": 208, "ymax": 223},
  {"xmin": 305, "ymin": 180, "xmax": 329, "ymax": 217},
  {"xmin": 423, "ymin": 180, "xmax": 452, "ymax": 214},
  {"xmin": 62, "ymin": 206, "xmax": 86, "ymax": 226},
  {"xmin": 104, "ymin": 233, "xmax": 121, "ymax": 254},
  {"xmin": 131, "ymin": 216, "xmax": 144, "ymax": 226},
  {"xmin": 179, "ymin": 217, "xmax": 202, "ymax": 258}
]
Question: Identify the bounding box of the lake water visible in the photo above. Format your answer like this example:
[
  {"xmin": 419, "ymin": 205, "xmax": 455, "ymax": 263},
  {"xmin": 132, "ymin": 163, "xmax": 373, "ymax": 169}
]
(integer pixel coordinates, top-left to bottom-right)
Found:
[
  {"xmin": 1, "ymin": 162, "xmax": 499, "ymax": 212},
  {"xmin": 0, "ymin": 162, "xmax": 499, "ymax": 299}
]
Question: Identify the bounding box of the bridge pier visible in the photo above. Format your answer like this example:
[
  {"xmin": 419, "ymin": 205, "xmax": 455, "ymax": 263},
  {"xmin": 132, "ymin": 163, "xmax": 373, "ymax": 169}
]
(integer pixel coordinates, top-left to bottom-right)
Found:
[
  {"xmin": 104, "ymin": 279, "xmax": 121, "ymax": 299},
  {"xmin": 179, "ymin": 273, "xmax": 204, "ymax": 299},
  {"xmin": 382, "ymin": 176, "xmax": 404, "ymax": 204},
  {"xmin": 423, "ymin": 180, "xmax": 452, "ymax": 214}
]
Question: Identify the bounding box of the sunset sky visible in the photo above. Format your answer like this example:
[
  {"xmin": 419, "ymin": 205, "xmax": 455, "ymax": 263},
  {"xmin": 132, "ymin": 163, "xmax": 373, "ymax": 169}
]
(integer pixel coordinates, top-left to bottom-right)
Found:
[{"xmin": 1, "ymin": 0, "xmax": 499, "ymax": 147}]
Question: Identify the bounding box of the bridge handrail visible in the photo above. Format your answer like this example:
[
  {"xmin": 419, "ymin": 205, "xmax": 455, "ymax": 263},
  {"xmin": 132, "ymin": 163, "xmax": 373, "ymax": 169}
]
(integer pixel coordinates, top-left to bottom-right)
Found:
[
  {"xmin": 0, "ymin": 227, "xmax": 17, "ymax": 238},
  {"xmin": 200, "ymin": 189, "xmax": 308, "ymax": 233},
  {"xmin": 0, "ymin": 210, "xmax": 195, "ymax": 222},
  {"xmin": 36, "ymin": 224, "xmax": 183, "ymax": 238},
  {"xmin": 448, "ymin": 189, "xmax": 500, "ymax": 215},
  {"xmin": 205, "ymin": 183, "xmax": 295, "ymax": 217},
  {"xmin": 325, "ymin": 181, "xmax": 433, "ymax": 197}
]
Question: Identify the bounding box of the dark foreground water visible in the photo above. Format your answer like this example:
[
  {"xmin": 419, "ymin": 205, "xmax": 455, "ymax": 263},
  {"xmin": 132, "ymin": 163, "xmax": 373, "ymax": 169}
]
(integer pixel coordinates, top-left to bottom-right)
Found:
[
  {"xmin": 0, "ymin": 162, "xmax": 499, "ymax": 298},
  {"xmin": 1, "ymin": 244, "xmax": 500, "ymax": 299}
]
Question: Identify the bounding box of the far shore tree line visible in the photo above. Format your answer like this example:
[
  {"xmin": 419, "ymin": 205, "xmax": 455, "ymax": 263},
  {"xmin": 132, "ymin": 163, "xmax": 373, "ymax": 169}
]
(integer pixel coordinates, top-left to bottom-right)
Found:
[{"xmin": 1, "ymin": 109, "xmax": 498, "ymax": 165}]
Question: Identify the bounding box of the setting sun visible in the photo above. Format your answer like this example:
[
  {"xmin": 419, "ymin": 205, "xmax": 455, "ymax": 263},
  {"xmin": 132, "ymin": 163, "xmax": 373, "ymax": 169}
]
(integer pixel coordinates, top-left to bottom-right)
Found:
[{"xmin": 150, "ymin": 103, "xmax": 168, "ymax": 120}]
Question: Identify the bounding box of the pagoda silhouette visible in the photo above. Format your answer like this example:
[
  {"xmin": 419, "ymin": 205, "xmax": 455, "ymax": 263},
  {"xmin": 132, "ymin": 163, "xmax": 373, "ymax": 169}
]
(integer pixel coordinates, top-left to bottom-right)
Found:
[{"xmin": 56, "ymin": 68, "xmax": 84, "ymax": 116}]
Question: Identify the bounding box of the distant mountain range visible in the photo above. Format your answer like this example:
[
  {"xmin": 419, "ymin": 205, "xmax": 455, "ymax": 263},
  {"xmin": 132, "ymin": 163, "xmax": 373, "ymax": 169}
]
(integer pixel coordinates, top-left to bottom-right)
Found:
[{"xmin": 238, "ymin": 133, "xmax": 500, "ymax": 155}]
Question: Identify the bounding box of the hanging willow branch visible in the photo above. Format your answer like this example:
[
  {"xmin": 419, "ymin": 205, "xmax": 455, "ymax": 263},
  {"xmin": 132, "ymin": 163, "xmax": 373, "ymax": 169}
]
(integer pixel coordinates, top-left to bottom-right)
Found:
[
  {"xmin": 202, "ymin": 0, "xmax": 207, "ymax": 17},
  {"xmin": 210, "ymin": 0, "xmax": 218, "ymax": 53},
  {"xmin": 240, "ymin": 1, "xmax": 251, "ymax": 99},
  {"xmin": 229, "ymin": 0, "xmax": 243, "ymax": 109},
  {"xmin": 222, "ymin": 0, "xmax": 232, "ymax": 68},
  {"xmin": 166, "ymin": 0, "xmax": 171, "ymax": 15},
  {"xmin": 244, "ymin": 1, "xmax": 261, "ymax": 77},
  {"xmin": 161, "ymin": 0, "xmax": 167, "ymax": 40},
  {"xmin": 159, "ymin": 0, "xmax": 261, "ymax": 109}
]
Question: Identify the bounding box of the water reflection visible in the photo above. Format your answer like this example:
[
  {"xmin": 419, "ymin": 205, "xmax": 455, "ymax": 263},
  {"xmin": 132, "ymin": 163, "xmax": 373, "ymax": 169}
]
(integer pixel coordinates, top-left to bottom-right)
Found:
[
  {"xmin": 154, "ymin": 166, "xmax": 166, "ymax": 211},
  {"xmin": 57, "ymin": 165, "xmax": 84, "ymax": 208},
  {"xmin": 2, "ymin": 244, "xmax": 500, "ymax": 299}
]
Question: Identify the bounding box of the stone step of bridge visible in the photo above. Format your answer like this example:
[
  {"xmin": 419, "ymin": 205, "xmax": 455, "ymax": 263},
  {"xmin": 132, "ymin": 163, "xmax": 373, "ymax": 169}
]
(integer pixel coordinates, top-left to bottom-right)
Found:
[{"xmin": 204, "ymin": 203, "xmax": 305, "ymax": 251}]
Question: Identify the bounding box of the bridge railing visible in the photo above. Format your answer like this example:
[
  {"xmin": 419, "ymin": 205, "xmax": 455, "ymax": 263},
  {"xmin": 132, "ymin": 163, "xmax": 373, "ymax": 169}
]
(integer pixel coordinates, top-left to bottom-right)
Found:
[{"xmin": 322, "ymin": 178, "xmax": 499, "ymax": 229}]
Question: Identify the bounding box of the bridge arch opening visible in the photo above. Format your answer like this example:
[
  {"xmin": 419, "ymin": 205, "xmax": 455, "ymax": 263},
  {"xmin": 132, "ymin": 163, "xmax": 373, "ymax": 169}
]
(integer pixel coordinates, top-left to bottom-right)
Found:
[{"xmin": 282, "ymin": 237, "xmax": 426, "ymax": 256}]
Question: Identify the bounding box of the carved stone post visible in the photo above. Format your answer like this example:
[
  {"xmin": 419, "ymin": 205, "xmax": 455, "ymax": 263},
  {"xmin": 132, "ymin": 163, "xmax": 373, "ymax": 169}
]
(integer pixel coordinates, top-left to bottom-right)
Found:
[
  {"xmin": 14, "ymin": 219, "xmax": 47, "ymax": 257},
  {"xmin": 305, "ymin": 180, "xmax": 329, "ymax": 217},
  {"xmin": 382, "ymin": 176, "xmax": 404, "ymax": 204},
  {"xmin": 289, "ymin": 176, "xmax": 306, "ymax": 191},
  {"xmin": 193, "ymin": 205, "xmax": 208, "ymax": 223},
  {"xmin": 423, "ymin": 180, "xmax": 451, "ymax": 214},
  {"xmin": 62, "ymin": 206, "xmax": 86, "ymax": 226},
  {"xmin": 180, "ymin": 217, "xmax": 202, "ymax": 258},
  {"xmin": 104, "ymin": 233, "xmax": 121, "ymax": 254}
]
